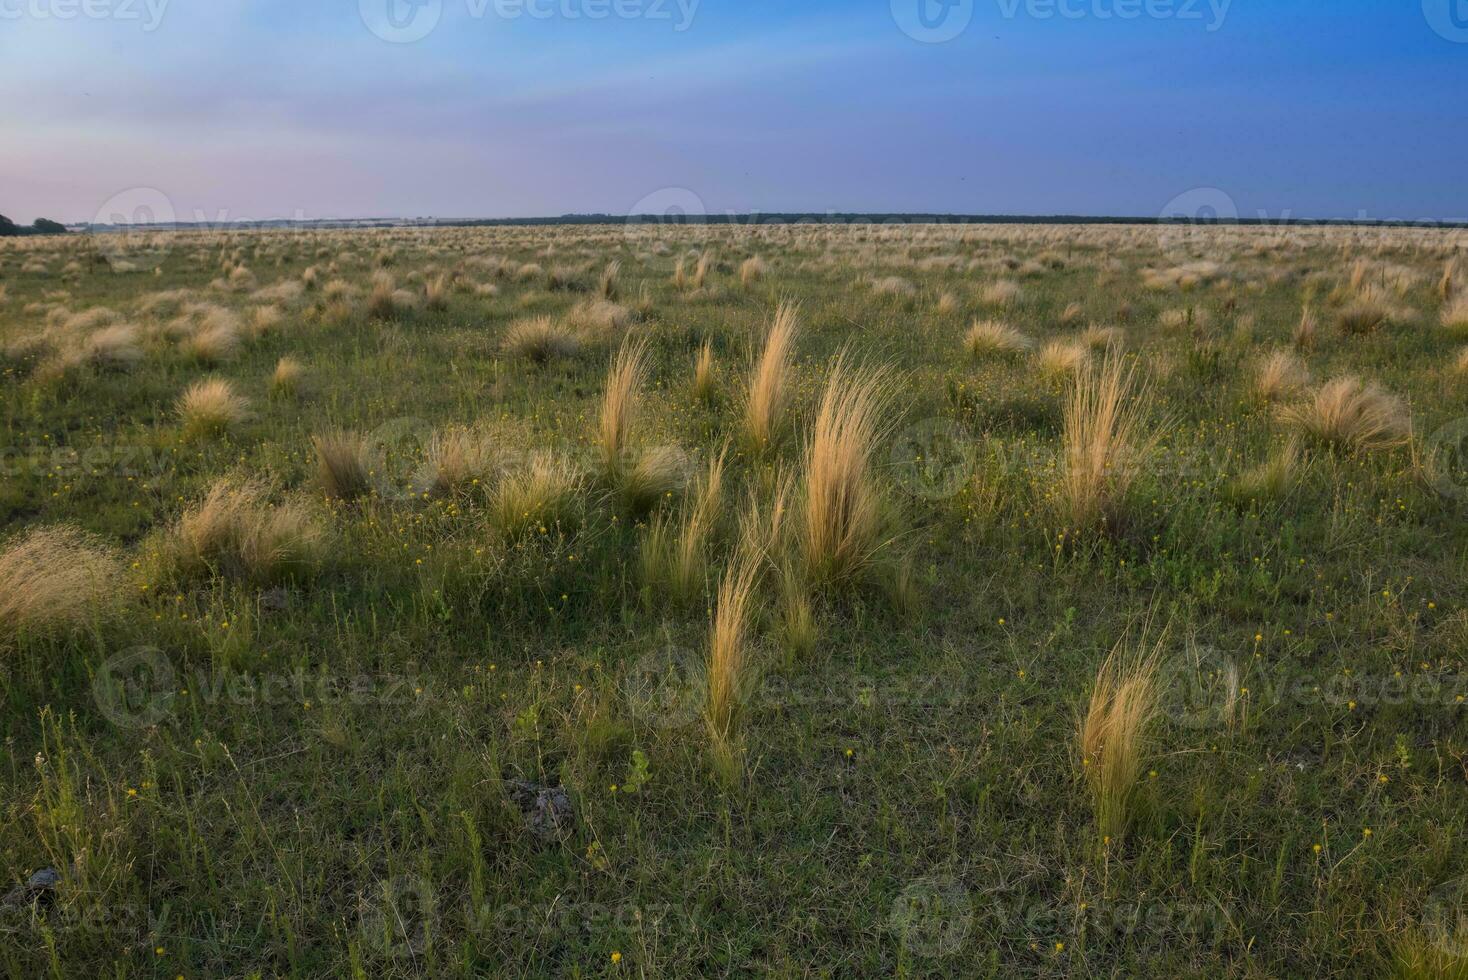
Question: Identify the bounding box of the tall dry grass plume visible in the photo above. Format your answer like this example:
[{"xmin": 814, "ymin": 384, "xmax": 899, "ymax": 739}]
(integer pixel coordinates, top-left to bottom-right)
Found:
[
  {"xmin": 1059, "ymin": 350, "xmax": 1158, "ymax": 529},
  {"xmin": 598, "ymin": 260, "xmax": 621, "ymax": 301},
  {"xmin": 0, "ymin": 525, "xmax": 125, "ymax": 639},
  {"xmin": 641, "ymin": 448, "xmax": 725, "ymax": 603},
  {"xmin": 800, "ymin": 355, "xmax": 894, "ymax": 584},
  {"xmin": 739, "ymin": 256, "xmax": 765, "ymax": 288},
  {"xmin": 424, "ymin": 275, "xmax": 450, "ymax": 312},
  {"xmin": 705, "ymin": 548, "xmax": 762, "ymax": 783},
  {"xmin": 1294, "ymin": 307, "xmax": 1318, "ymax": 351},
  {"xmin": 1255, "ymin": 349, "xmax": 1310, "ymax": 401},
  {"xmin": 693, "ymin": 251, "xmax": 714, "ymax": 290},
  {"xmin": 1079, "ymin": 636, "xmax": 1163, "ymax": 841},
  {"xmin": 692, "ymin": 340, "xmax": 717, "ymax": 403},
  {"xmin": 743, "ymin": 301, "xmax": 799, "ymax": 452},
  {"xmin": 599, "ymin": 335, "xmax": 650, "ymax": 479}
]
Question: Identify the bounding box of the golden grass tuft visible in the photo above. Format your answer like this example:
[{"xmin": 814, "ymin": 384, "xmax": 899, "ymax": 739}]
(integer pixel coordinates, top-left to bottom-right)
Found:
[
  {"xmin": 424, "ymin": 275, "xmax": 451, "ymax": 312},
  {"xmin": 739, "ymin": 255, "xmax": 765, "ymax": 287},
  {"xmin": 81, "ymin": 323, "xmax": 144, "ymax": 370},
  {"xmin": 0, "ymin": 525, "xmax": 125, "ymax": 639},
  {"xmin": 598, "ymin": 259, "xmax": 621, "ymax": 301},
  {"xmin": 271, "ymin": 356, "xmax": 306, "ymax": 396},
  {"xmin": 250, "ymin": 305, "xmax": 285, "ymax": 337},
  {"xmin": 705, "ymin": 547, "xmax": 762, "ymax": 783},
  {"xmin": 640, "ymin": 447, "xmax": 725, "ymax": 603},
  {"xmin": 502, "ymin": 315, "xmax": 581, "ymax": 363},
  {"xmin": 743, "ymin": 301, "xmax": 799, "ymax": 452},
  {"xmin": 599, "ymin": 335, "xmax": 650, "ymax": 479},
  {"xmin": 181, "ymin": 320, "xmax": 242, "ymax": 364},
  {"xmin": 365, "ymin": 272, "xmax": 413, "ymax": 320},
  {"xmin": 799, "ymin": 355, "xmax": 894, "ymax": 585},
  {"xmin": 1079, "ymin": 637, "xmax": 1162, "ymax": 841},
  {"xmin": 981, "ymin": 279, "xmax": 1021, "ymax": 307},
  {"xmin": 493, "ymin": 451, "xmax": 581, "ymax": 538},
  {"xmin": 617, "ymin": 445, "xmax": 690, "ymax": 515},
  {"xmin": 1336, "ymin": 284, "xmax": 1412, "ymax": 336},
  {"xmin": 1059, "ymin": 350, "xmax": 1157, "ymax": 529},
  {"xmin": 1294, "ymin": 306, "xmax": 1318, "ymax": 351},
  {"xmin": 1440, "ymin": 293, "xmax": 1468, "ymax": 337},
  {"xmin": 177, "ymin": 378, "xmax": 250, "ymax": 440},
  {"xmin": 312, "ymin": 430, "xmax": 373, "ymax": 500},
  {"xmin": 692, "ymin": 340, "xmax": 717, "ymax": 404},
  {"xmin": 964, "ymin": 319, "xmax": 1031, "ymax": 357},
  {"xmin": 1229, "ymin": 440, "xmax": 1301, "ymax": 503},
  {"xmin": 170, "ymin": 479, "xmax": 324, "ymax": 584},
  {"xmin": 423, "ymin": 428, "xmax": 495, "ymax": 498},
  {"xmin": 1079, "ymin": 324, "xmax": 1124, "ymax": 350},
  {"xmin": 1280, "ymin": 376, "xmax": 1411, "ymax": 453},
  {"xmin": 1037, "ymin": 339, "xmax": 1091, "ymax": 381},
  {"xmin": 566, "ymin": 299, "xmax": 632, "ymax": 342},
  {"xmin": 1255, "ymin": 349, "xmax": 1311, "ymax": 402}
]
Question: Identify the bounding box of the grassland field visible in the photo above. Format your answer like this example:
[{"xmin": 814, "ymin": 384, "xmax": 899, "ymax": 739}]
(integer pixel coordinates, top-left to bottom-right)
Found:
[{"xmin": 1, "ymin": 220, "xmax": 1467, "ymax": 978}]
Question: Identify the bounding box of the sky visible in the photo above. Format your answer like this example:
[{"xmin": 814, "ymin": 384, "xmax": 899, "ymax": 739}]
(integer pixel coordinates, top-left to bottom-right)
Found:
[{"xmin": 1, "ymin": 0, "xmax": 1466, "ymax": 225}]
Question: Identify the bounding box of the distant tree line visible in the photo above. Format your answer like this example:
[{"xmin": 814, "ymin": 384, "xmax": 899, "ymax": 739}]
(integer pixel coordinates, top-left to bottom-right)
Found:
[{"xmin": 0, "ymin": 214, "xmax": 68, "ymax": 236}]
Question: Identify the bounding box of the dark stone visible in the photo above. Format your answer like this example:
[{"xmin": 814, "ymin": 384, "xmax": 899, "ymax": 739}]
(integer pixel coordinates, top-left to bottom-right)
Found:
[
  {"xmin": 505, "ymin": 779, "xmax": 575, "ymax": 842},
  {"xmin": 2, "ymin": 867, "xmax": 61, "ymax": 909}
]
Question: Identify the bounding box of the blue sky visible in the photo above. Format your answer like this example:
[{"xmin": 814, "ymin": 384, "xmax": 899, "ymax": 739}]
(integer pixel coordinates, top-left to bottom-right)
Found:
[{"xmin": 2, "ymin": 0, "xmax": 1465, "ymax": 223}]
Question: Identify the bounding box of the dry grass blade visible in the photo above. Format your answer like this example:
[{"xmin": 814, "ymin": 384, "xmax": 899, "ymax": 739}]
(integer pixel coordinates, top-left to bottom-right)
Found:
[
  {"xmin": 705, "ymin": 547, "xmax": 762, "ymax": 781},
  {"xmin": 1079, "ymin": 636, "xmax": 1163, "ymax": 841},
  {"xmin": 743, "ymin": 301, "xmax": 799, "ymax": 452},
  {"xmin": 1059, "ymin": 349, "xmax": 1158, "ymax": 529},
  {"xmin": 599, "ymin": 335, "xmax": 651, "ymax": 479},
  {"xmin": 800, "ymin": 354, "xmax": 894, "ymax": 584}
]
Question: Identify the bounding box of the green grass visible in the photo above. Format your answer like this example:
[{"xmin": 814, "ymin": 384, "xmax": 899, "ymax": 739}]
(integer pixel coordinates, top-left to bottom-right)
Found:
[{"xmin": 1, "ymin": 226, "xmax": 1466, "ymax": 976}]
